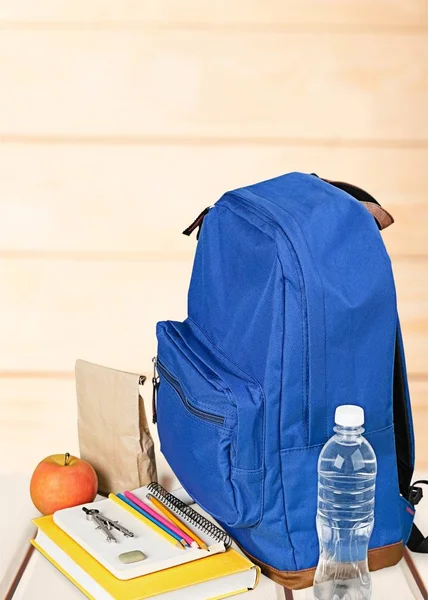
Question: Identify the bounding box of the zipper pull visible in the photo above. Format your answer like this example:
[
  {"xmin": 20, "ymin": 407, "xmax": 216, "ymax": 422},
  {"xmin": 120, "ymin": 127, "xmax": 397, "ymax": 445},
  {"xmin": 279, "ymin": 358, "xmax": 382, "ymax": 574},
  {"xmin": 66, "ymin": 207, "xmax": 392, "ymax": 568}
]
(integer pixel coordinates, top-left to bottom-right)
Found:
[
  {"xmin": 182, "ymin": 206, "xmax": 212, "ymax": 240},
  {"xmin": 152, "ymin": 357, "xmax": 160, "ymax": 424}
]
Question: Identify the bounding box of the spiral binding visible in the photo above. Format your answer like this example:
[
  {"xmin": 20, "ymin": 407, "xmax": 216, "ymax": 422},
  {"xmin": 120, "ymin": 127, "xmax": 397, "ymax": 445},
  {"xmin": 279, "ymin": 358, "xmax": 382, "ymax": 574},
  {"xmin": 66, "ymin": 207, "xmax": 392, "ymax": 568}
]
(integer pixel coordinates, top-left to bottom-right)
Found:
[{"xmin": 147, "ymin": 482, "xmax": 232, "ymax": 548}]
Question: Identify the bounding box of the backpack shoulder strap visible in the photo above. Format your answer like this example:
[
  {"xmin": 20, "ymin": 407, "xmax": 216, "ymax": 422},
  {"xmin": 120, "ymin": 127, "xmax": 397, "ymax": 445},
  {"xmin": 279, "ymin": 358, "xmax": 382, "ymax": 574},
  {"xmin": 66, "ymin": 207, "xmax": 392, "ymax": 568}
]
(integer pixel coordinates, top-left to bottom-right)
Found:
[
  {"xmin": 408, "ymin": 480, "xmax": 428, "ymax": 552},
  {"xmin": 394, "ymin": 322, "xmax": 428, "ymax": 553},
  {"xmin": 393, "ymin": 322, "xmax": 414, "ymax": 495}
]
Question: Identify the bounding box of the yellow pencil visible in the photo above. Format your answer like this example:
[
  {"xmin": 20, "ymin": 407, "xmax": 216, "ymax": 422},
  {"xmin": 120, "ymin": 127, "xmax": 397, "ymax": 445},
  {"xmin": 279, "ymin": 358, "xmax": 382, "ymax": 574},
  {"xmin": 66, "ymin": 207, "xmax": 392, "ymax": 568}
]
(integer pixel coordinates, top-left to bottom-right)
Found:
[
  {"xmin": 108, "ymin": 493, "xmax": 185, "ymax": 550},
  {"xmin": 147, "ymin": 494, "xmax": 209, "ymax": 551}
]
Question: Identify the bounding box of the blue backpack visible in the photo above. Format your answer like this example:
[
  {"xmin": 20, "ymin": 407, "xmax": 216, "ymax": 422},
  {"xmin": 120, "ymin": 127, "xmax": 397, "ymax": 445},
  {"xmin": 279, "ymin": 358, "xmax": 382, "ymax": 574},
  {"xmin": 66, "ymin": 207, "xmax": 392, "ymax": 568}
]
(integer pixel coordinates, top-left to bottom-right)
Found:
[{"xmin": 154, "ymin": 172, "xmax": 424, "ymax": 589}]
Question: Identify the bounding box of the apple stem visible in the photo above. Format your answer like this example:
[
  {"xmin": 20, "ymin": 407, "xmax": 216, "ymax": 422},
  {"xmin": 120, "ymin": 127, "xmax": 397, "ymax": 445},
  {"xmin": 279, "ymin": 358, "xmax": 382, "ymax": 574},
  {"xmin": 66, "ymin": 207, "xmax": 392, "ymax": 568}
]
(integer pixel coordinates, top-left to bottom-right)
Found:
[{"xmin": 64, "ymin": 453, "xmax": 71, "ymax": 466}]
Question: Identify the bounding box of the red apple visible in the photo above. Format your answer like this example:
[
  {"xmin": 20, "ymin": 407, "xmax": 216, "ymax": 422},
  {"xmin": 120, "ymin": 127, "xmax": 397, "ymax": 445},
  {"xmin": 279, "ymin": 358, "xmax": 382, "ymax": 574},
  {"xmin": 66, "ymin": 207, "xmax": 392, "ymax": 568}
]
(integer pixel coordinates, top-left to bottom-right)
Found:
[{"xmin": 30, "ymin": 453, "xmax": 98, "ymax": 515}]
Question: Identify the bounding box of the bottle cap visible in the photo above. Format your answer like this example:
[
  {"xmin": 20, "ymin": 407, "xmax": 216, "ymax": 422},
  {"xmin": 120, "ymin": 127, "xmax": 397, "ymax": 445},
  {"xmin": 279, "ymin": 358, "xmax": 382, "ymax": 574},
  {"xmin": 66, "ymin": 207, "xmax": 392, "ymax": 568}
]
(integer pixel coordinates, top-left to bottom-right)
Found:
[{"xmin": 335, "ymin": 405, "xmax": 364, "ymax": 427}]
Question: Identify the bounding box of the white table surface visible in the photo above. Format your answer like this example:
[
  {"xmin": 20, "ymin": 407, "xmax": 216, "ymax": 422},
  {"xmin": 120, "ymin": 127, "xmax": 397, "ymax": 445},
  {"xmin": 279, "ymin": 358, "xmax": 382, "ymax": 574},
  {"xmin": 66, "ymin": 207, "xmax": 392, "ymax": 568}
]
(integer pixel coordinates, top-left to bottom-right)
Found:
[
  {"xmin": 1, "ymin": 473, "xmax": 282, "ymax": 600},
  {"xmin": 2, "ymin": 473, "xmax": 427, "ymax": 600}
]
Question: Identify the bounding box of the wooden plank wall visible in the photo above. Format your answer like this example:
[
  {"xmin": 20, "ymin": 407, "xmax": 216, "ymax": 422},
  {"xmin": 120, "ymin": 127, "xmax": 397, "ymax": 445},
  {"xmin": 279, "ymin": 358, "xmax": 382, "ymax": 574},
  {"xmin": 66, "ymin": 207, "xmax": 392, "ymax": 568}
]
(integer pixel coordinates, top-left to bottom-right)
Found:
[{"xmin": 0, "ymin": 2, "xmax": 426, "ymax": 478}]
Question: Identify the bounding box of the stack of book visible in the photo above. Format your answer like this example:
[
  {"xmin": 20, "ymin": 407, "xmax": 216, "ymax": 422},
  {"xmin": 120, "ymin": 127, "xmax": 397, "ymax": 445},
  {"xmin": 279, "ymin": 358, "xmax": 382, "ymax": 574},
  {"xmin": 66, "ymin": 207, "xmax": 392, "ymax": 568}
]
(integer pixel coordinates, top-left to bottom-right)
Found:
[{"xmin": 31, "ymin": 482, "xmax": 259, "ymax": 599}]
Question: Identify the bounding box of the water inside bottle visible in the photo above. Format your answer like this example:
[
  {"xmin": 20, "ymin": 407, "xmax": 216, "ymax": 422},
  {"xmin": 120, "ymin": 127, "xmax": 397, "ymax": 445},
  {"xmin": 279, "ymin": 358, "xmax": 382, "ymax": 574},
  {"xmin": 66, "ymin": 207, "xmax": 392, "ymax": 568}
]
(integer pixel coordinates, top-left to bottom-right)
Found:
[{"xmin": 314, "ymin": 405, "xmax": 376, "ymax": 600}]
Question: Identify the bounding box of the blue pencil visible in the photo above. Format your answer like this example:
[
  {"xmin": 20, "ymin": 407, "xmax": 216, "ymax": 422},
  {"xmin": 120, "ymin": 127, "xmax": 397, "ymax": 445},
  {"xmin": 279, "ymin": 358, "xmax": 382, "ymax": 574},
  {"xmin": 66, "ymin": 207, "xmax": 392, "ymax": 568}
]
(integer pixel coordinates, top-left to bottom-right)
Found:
[{"xmin": 116, "ymin": 493, "xmax": 188, "ymax": 547}]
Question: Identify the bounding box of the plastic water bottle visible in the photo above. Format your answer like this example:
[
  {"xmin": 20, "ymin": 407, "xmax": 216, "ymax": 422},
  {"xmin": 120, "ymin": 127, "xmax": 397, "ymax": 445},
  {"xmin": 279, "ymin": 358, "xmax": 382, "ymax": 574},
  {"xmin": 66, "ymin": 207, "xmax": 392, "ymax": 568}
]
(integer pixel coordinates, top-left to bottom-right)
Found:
[{"xmin": 314, "ymin": 405, "xmax": 377, "ymax": 600}]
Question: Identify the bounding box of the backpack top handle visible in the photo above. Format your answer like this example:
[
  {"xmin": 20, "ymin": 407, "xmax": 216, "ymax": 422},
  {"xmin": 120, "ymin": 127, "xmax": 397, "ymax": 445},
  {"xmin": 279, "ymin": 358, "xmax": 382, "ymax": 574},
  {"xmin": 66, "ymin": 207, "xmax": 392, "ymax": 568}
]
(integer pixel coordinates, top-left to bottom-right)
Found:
[{"xmin": 321, "ymin": 177, "xmax": 394, "ymax": 230}]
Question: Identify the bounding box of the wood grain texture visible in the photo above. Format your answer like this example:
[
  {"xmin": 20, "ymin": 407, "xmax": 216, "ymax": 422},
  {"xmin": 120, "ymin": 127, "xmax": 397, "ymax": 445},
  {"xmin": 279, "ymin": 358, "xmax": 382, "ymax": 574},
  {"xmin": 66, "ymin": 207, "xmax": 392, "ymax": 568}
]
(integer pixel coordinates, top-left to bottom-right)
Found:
[
  {"xmin": 3, "ymin": 545, "xmax": 34, "ymax": 600},
  {"xmin": 0, "ymin": 0, "xmax": 425, "ymax": 28},
  {"xmin": 0, "ymin": 257, "xmax": 424, "ymax": 374},
  {"xmin": 292, "ymin": 561, "xmax": 423, "ymax": 599},
  {"xmin": 395, "ymin": 259, "xmax": 428, "ymax": 375},
  {"xmin": 410, "ymin": 380, "xmax": 428, "ymax": 471},
  {"xmin": 0, "ymin": 378, "xmax": 79, "ymax": 473},
  {"xmin": 0, "ymin": 32, "xmax": 426, "ymax": 140},
  {"xmin": 0, "ymin": 474, "xmax": 37, "ymax": 599},
  {"xmin": 404, "ymin": 548, "xmax": 428, "ymax": 600},
  {"xmin": 0, "ymin": 376, "xmax": 175, "ymax": 484},
  {"xmin": 0, "ymin": 259, "xmax": 191, "ymax": 375},
  {"xmin": 411, "ymin": 470, "xmax": 428, "ymax": 594},
  {"xmin": 0, "ymin": 144, "xmax": 426, "ymax": 257},
  {"xmin": 0, "ymin": 377, "xmax": 427, "ymax": 476},
  {"xmin": 396, "ymin": 260, "xmax": 428, "ymax": 378},
  {"xmin": 10, "ymin": 508, "xmax": 281, "ymax": 600}
]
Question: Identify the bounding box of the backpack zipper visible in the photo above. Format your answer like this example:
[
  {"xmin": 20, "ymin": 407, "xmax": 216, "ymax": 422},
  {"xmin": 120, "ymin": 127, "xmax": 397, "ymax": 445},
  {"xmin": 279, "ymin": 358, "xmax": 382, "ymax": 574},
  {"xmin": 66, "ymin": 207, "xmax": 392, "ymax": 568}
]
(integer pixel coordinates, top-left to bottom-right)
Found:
[
  {"xmin": 227, "ymin": 191, "xmax": 310, "ymax": 443},
  {"xmin": 182, "ymin": 206, "xmax": 212, "ymax": 239},
  {"xmin": 152, "ymin": 357, "xmax": 160, "ymax": 424},
  {"xmin": 154, "ymin": 357, "xmax": 225, "ymax": 426}
]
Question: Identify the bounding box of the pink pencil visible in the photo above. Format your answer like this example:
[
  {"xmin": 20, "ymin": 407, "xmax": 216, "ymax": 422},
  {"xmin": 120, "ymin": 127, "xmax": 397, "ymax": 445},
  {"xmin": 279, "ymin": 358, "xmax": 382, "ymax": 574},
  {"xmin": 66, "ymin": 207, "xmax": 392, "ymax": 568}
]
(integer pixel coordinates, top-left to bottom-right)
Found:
[{"xmin": 124, "ymin": 491, "xmax": 198, "ymax": 548}]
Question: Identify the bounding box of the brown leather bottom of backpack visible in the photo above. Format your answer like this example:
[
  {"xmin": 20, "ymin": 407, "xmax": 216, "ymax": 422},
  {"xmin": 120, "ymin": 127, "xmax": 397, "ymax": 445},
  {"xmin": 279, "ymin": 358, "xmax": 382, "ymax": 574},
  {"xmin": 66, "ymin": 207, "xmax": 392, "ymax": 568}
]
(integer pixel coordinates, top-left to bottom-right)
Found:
[{"xmin": 238, "ymin": 540, "xmax": 403, "ymax": 590}]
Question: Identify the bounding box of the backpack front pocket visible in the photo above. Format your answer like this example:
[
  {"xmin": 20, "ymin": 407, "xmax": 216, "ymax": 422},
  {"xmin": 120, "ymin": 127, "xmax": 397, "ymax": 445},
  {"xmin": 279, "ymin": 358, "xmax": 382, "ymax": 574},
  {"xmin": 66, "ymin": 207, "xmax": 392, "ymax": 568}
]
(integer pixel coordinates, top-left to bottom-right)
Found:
[{"xmin": 155, "ymin": 319, "xmax": 264, "ymax": 528}]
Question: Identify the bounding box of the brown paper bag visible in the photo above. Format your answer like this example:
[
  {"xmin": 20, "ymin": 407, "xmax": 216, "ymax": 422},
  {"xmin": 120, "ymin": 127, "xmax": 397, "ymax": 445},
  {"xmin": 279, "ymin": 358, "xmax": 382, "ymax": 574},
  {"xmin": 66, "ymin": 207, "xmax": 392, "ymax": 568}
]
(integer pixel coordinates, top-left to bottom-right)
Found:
[{"xmin": 75, "ymin": 359, "xmax": 157, "ymax": 495}]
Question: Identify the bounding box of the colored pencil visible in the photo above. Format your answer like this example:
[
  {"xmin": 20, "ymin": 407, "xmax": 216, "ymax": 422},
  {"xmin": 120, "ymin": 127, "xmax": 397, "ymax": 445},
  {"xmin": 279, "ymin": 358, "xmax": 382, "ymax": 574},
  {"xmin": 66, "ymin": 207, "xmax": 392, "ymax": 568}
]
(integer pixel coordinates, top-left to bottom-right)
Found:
[
  {"xmin": 108, "ymin": 493, "xmax": 185, "ymax": 550},
  {"xmin": 116, "ymin": 493, "xmax": 188, "ymax": 547},
  {"xmin": 124, "ymin": 491, "xmax": 197, "ymax": 548},
  {"xmin": 146, "ymin": 493, "xmax": 208, "ymax": 551}
]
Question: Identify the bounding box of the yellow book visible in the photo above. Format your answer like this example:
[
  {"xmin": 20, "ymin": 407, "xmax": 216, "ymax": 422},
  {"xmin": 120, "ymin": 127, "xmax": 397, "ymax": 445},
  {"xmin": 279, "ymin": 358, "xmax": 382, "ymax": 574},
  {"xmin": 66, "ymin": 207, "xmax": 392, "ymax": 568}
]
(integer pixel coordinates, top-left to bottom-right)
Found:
[{"xmin": 31, "ymin": 515, "xmax": 260, "ymax": 600}]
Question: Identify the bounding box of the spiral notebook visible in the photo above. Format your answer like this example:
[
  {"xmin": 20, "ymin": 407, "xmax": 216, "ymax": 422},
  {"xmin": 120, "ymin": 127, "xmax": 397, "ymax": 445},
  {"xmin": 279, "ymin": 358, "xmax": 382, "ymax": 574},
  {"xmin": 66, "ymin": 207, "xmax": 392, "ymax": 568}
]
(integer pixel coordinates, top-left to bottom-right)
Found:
[
  {"xmin": 146, "ymin": 482, "xmax": 232, "ymax": 549},
  {"xmin": 53, "ymin": 483, "xmax": 229, "ymax": 580}
]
